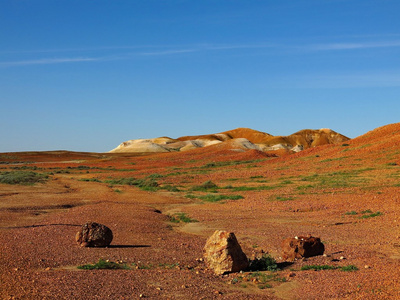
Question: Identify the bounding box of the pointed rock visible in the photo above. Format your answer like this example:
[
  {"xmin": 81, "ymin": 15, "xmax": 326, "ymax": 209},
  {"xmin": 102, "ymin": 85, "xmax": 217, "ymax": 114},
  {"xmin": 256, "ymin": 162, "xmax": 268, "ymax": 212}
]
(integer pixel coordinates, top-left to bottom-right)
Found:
[{"xmin": 203, "ymin": 230, "xmax": 249, "ymax": 275}]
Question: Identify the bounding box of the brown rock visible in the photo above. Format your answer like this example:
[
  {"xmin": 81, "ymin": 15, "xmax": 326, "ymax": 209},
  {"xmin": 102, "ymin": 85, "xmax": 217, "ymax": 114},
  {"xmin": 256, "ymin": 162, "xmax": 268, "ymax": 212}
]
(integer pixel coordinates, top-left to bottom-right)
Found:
[
  {"xmin": 75, "ymin": 222, "xmax": 113, "ymax": 247},
  {"xmin": 281, "ymin": 234, "xmax": 324, "ymax": 261},
  {"xmin": 203, "ymin": 230, "xmax": 249, "ymax": 275}
]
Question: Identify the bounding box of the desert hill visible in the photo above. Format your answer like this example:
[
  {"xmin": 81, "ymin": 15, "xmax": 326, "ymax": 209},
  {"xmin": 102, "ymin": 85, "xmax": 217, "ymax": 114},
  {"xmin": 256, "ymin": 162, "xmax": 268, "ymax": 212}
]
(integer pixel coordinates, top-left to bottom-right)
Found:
[{"xmin": 110, "ymin": 127, "xmax": 349, "ymax": 153}]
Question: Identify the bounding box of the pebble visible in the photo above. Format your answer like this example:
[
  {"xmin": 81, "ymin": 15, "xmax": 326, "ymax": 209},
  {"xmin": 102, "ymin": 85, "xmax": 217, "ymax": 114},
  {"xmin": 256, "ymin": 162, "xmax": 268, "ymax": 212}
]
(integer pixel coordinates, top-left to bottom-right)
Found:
[
  {"xmin": 339, "ymin": 256, "xmax": 346, "ymax": 260},
  {"xmin": 364, "ymin": 265, "xmax": 371, "ymax": 269}
]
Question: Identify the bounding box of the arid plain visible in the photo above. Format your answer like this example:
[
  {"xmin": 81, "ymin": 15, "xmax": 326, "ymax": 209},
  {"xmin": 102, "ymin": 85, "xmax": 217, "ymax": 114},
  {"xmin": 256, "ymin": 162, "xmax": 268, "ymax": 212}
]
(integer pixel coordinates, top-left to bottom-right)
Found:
[{"xmin": 1, "ymin": 123, "xmax": 400, "ymax": 299}]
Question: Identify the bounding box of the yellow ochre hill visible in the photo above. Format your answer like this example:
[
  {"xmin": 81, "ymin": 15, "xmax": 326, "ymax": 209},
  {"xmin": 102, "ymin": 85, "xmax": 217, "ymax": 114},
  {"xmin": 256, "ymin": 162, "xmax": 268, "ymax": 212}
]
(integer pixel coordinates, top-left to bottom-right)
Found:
[{"xmin": 109, "ymin": 127, "xmax": 349, "ymax": 154}]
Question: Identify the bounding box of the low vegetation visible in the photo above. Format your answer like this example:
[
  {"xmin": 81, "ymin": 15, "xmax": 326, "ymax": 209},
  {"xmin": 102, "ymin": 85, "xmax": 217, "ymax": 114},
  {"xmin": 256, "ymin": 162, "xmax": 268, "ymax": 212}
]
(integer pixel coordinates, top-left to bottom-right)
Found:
[
  {"xmin": 78, "ymin": 259, "xmax": 129, "ymax": 270},
  {"xmin": 169, "ymin": 212, "xmax": 198, "ymax": 223},
  {"xmin": 0, "ymin": 171, "xmax": 48, "ymax": 185},
  {"xmin": 301, "ymin": 264, "xmax": 358, "ymax": 271},
  {"xmin": 248, "ymin": 254, "xmax": 279, "ymax": 272},
  {"xmin": 186, "ymin": 193, "xmax": 244, "ymax": 202}
]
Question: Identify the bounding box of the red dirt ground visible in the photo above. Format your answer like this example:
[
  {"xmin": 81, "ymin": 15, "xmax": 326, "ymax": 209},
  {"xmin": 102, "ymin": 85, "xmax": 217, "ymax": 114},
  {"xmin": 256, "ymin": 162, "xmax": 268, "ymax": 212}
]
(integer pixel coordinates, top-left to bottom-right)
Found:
[{"xmin": 1, "ymin": 123, "xmax": 400, "ymax": 299}]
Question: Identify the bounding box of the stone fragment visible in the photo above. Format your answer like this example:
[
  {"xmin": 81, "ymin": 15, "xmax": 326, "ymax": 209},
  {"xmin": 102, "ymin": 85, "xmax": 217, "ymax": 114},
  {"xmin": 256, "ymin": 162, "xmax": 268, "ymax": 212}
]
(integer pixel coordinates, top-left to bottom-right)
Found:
[
  {"xmin": 203, "ymin": 230, "xmax": 249, "ymax": 275},
  {"xmin": 75, "ymin": 222, "xmax": 113, "ymax": 247},
  {"xmin": 281, "ymin": 234, "xmax": 324, "ymax": 261}
]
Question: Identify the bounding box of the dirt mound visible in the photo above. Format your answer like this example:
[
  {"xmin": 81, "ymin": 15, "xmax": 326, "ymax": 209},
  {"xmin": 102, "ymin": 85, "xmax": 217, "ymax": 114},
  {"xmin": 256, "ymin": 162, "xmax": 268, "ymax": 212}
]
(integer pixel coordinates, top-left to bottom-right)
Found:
[{"xmin": 110, "ymin": 127, "xmax": 349, "ymax": 154}]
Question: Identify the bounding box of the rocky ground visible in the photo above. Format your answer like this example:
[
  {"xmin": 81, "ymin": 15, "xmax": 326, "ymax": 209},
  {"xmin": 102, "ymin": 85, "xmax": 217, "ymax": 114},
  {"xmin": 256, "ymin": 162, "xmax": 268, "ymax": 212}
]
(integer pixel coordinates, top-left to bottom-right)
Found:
[{"xmin": 1, "ymin": 123, "xmax": 400, "ymax": 299}]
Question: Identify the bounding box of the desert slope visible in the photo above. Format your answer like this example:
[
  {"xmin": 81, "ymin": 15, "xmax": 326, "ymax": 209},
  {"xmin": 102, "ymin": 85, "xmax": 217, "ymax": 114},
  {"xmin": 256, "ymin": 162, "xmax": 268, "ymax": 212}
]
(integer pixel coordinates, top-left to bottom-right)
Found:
[{"xmin": 110, "ymin": 127, "xmax": 349, "ymax": 153}]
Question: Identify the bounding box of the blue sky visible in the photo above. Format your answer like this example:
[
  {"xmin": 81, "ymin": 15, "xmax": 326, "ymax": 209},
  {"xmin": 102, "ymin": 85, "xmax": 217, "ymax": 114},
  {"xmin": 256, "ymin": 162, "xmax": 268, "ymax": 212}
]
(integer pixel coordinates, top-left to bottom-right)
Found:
[{"xmin": 1, "ymin": 0, "xmax": 399, "ymax": 152}]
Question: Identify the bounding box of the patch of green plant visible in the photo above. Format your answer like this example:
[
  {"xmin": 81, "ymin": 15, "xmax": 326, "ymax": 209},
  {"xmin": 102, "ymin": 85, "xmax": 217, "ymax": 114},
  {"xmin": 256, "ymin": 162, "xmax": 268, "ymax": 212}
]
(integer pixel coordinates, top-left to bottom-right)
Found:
[
  {"xmin": 360, "ymin": 211, "xmax": 382, "ymax": 219},
  {"xmin": 185, "ymin": 193, "xmax": 196, "ymax": 199},
  {"xmin": 79, "ymin": 178, "xmax": 102, "ymax": 182},
  {"xmin": 104, "ymin": 177, "xmax": 159, "ymax": 191},
  {"xmin": 190, "ymin": 180, "xmax": 218, "ymax": 192},
  {"xmin": 196, "ymin": 194, "xmax": 244, "ymax": 202},
  {"xmin": 345, "ymin": 211, "xmax": 358, "ymax": 215},
  {"xmin": 200, "ymin": 159, "xmax": 264, "ymax": 169},
  {"xmin": 114, "ymin": 189, "xmax": 122, "ymax": 193},
  {"xmin": 146, "ymin": 173, "xmax": 164, "ymax": 179},
  {"xmin": 299, "ymin": 169, "xmax": 371, "ymax": 189},
  {"xmin": 258, "ymin": 284, "xmax": 272, "ymax": 289},
  {"xmin": 341, "ymin": 265, "xmax": 359, "ymax": 271},
  {"xmin": 250, "ymin": 175, "xmax": 264, "ymax": 179},
  {"xmin": 248, "ymin": 254, "xmax": 279, "ymax": 271},
  {"xmin": 225, "ymin": 178, "xmax": 239, "ymax": 181},
  {"xmin": 301, "ymin": 265, "xmax": 337, "ymax": 271},
  {"xmin": 161, "ymin": 184, "xmax": 181, "ymax": 192},
  {"xmin": 280, "ymin": 180, "xmax": 293, "ymax": 185},
  {"xmin": 224, "ymin": 185, "xmax": 277, "ymax": 191},
  {"xmin": 386, "ymin": 162, "xmax": 398, "ymax": 166},
  {"xmin": 78, "ymin": 259, "xmax": 129, "ymax": 270},
  {"xmin": 158, "ymin": 263, "xmax": 180, "ymax": 269},
  {"xmin": 274, "ymin": 196, "xmax": 295, "ymax": 201},
  {"xmin": 0, "ymin": 171, "xmax": 48, "ymax": 185},
  {"xmin": 11, "ymin": 166, "xmax": 43, "ymax": 171},
  {"xmin": 169, "ymin": 212, "xmax": 198, "ymax": 223},
  {"xmin": 300, "ymin": 265, "xmax": 358, "ymax": 271}
]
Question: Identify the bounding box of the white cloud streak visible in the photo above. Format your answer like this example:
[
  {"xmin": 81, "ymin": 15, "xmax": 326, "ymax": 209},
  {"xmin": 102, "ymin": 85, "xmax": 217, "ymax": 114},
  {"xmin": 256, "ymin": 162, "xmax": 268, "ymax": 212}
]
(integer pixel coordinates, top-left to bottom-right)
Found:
[
  {"xmin": 0, "ymin": 57, "xmax": 99, "ymax": 67},
  {"xmin": 306, "ymin": 40, "xmax": 400, "ymax": 51},
  {"xmin": 1, "ymin": 39, "xmax": 400, "ymax": 67}
]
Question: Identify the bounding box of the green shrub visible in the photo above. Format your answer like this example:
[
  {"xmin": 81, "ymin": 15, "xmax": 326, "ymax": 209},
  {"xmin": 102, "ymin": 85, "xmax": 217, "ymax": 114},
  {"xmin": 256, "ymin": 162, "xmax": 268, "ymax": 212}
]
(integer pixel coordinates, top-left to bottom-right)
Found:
[
  {"xmin": 0, "ymin": 171, "xmax": 48, "ymax": 185},
  {"xmin": 190, "ymin": 180, "xmax": 218, "ymax": 192},
  {"xmin": 248, "ymin": 254, "xmax": 278, "ymax": 271}
]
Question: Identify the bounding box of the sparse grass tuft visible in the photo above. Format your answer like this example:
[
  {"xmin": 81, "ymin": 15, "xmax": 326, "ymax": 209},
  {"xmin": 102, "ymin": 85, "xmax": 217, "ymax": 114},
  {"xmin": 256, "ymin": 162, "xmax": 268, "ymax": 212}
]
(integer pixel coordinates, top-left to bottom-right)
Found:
[
  {"xmin": 301, "ymin": 264, "xmax": 359, "ymax": 271},
  {"xmin": 197, "ymin": 194, "xmax": 244, "ymax": 202},
  {"xmin": 0, "ymin": 171, "xmax": 48, "ymax": 185},
  {"xmin": 104, "ymin": 177, "xmax": 159, "ymax": 191},
  {"xmin": 169, "ymin": 212, "xmax": 198, "ymax": 223},
  {"xmin": 78, "ymin": 259, "xmax": 129, "ymax": 270}
]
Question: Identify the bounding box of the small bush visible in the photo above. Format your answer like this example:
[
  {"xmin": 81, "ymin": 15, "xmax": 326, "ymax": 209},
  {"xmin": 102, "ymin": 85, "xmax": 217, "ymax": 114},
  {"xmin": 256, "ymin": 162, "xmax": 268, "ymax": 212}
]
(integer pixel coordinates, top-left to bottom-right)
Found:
[
  {"xmin": 0, "ymin": 171, "xmax": 48, "ymax": 185},
  {"xmin": 190, "ymin": 180, "xmax": 218, "ymax": 192},
  {"xmin": 248, "ymin": 254, "xmax": 278, "ymax": 272}
]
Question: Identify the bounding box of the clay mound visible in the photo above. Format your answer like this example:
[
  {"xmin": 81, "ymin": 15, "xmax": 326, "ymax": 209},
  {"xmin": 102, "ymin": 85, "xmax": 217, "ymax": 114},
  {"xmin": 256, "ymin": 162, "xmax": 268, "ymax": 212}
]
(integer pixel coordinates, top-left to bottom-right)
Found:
[
  {"xmin": 109, "ymin": 138, "xmax": 175, "ymax": 153},
  {"xmin": 221, "ymin": 128, "xmax": 273, "ymax": 144},
  {"xmin": 110, "ymin": 127, "xmax": 349, "ymax": 154}
]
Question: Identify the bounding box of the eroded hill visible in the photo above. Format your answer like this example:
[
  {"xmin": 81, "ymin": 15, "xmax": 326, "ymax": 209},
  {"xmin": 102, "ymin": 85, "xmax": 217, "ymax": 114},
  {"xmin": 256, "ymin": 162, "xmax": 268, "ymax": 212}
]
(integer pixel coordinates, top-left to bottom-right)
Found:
[{"xmin": 110, "ymin": 127, "xmax": 349, "ymax": 154}]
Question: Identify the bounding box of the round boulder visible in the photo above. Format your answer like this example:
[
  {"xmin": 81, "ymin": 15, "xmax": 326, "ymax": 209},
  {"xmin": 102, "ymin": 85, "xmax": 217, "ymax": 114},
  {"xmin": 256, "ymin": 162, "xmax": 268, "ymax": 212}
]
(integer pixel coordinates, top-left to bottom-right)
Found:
[{"xmin": 76, "ymin": 222, "xmax": 113, "ymax": 247}]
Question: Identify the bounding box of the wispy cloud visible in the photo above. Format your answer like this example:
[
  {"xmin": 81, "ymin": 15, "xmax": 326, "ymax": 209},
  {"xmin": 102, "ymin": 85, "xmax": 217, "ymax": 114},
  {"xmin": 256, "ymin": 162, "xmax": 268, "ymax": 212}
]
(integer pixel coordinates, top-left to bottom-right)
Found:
[
  {"xmin": 306, "ymin": 40, "xmax": 400, "ymax": 51},
  {"xmin": 0, "ymin": 57, "xmax": 99, "ymax": 67},
  {"xmin": 1, "ymin": 39, "xmax": 400, "ymax": 67}
]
